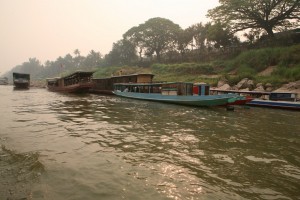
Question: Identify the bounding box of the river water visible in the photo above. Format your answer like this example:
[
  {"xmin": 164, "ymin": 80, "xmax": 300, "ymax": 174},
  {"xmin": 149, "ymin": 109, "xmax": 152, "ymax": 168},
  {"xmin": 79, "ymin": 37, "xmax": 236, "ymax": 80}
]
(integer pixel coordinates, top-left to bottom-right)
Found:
[{"xmin": 0, "ymin": 85, "xmax": 299, "ymax": 200}]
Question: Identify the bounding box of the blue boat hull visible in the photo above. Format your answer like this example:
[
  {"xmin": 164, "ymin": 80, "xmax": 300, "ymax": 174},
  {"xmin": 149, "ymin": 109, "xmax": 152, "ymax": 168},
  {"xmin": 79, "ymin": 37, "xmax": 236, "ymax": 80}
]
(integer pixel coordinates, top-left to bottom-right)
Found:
[
  {"xmin": 113, "ymin": 91, "xmax": 237, "ymax": 107},
  {"xmin": 246, "ymin": 99, "xmax": 300, "ymax": 110}
]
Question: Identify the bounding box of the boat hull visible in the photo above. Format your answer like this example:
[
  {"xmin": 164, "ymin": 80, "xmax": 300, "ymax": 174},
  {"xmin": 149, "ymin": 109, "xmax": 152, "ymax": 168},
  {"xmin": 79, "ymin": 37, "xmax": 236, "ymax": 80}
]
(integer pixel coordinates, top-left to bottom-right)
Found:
[
  {"xmin": 113, "ymin": 91, "xmax": 237, "ymax": 107},
  {"xmin": 47, "ymin": 82, "xmax": 93, "ymax": 93},
  {"xmin": 14, "ymin": 81, "xmax": 30, "ymax": 89},
  {"xmin": 227, "ymin": 96, "xmax": 253, "ymax": 106},
  {"xmin": 13, "ymin": 73, "xmax": 30, "ymax": 89},
  {"xmin": 246, "ymin": 99, "xmax": 300, "ymax": 110}
]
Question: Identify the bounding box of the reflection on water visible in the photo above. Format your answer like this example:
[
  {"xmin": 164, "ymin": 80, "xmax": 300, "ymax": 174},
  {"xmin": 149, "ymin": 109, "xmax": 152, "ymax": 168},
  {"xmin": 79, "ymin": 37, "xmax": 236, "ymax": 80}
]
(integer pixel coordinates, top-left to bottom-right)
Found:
[{"xmin": 0, "ymin": 85, "xmax": 300, "ymax": 199}]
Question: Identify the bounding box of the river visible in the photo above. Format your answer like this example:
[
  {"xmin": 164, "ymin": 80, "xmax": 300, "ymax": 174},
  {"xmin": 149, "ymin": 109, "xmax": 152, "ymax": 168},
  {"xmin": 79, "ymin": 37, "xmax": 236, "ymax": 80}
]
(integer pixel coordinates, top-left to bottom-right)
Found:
[{"xmin": 0, "ymin": 85, "xmax": 299, "ymax": 200}]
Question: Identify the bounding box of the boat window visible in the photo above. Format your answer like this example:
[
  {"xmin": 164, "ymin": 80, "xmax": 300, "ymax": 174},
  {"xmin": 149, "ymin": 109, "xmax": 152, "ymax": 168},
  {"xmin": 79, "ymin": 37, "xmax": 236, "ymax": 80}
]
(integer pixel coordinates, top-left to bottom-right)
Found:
[{"xmin": 270, "ymin": 93, "xmax": 294, "ymax": 101}]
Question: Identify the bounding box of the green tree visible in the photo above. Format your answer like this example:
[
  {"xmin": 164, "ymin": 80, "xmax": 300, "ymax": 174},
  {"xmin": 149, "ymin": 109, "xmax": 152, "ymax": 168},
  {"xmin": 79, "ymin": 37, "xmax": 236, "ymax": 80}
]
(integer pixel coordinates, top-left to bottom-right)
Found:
[
  {"xmin": 73, "ymin": 49, "xmax": 80, "ymax": 57},
  {"xmin": 176, "ymin": 28, "xmax": 194, "ymax": 61},
  {"xmin": 190, "ymin": 23, "xmax": 209, "ymax": 51},
  {"xmin": 207, "ymin": 0, "xmax": 300, "ymax": 37},
  {"xmin": 83, "ymin": 50, "xmax": 102, "ymax": 68},
  {"xmin": 73, "ymin": 49, "xmax": 84, "ymax": 68},
  {"xmin": 105, "ymin": 39, "xmax": 137, "ymax": 66},
  {"xmin": 123, "ymin": 26, "xmax": 145, "ymax": 62},
  {"xmin": 207, "ymin": 22, "xmax": 239, "ymax": 49},
  {"xmin": 63, "ymin": 54, "xmax": 74, "ymax": 70},
  {"xmin": 124, "ymin": 17, "xmax": 182, "ymax": 62}
]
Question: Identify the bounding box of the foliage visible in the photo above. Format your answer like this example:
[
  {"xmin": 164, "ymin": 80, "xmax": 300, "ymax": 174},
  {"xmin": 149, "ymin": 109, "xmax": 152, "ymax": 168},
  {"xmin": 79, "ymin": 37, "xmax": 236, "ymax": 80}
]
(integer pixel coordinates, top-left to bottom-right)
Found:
[
  {"xmin": 278, "ymin": 44, "xmax": 300, "ymax": 66},
  {"xmin": 206, "ymin": 22, "xmax": 239, "ymax": 49},
  {"xmin": 152, "ymin": 63, "xmax": 214, "ymax": 75},
  {"xmin": 123, "ymin": 17, "xmax": 182, "ymax": 62},
  {"xmin": 93, "ymin": 66, "xmax": 151, "ymax": 79},
  {"xmin": 272, "ymin": 64, "xmax": 300, "ymax": 81},
  {"xmin": 207, "ymin": 0, "xmax": 300, "ymax": 37},
  {"xmin": 224, "ymin": 47, "xmax": 284, "ymax": 72},
  {"xmin": 104, "ymin": 39, "xmax": 138, "ymax": 66},
  {"xmin": 3, "ymin": 10, "xmax": 300, "ymax": 89},
  {"xmin": 151, "ymin": 44, "xmax": 300, "ymax": 85},
  {"xmin": 3, "ymin": 49, "xmax": 103, "ymax": 80}
]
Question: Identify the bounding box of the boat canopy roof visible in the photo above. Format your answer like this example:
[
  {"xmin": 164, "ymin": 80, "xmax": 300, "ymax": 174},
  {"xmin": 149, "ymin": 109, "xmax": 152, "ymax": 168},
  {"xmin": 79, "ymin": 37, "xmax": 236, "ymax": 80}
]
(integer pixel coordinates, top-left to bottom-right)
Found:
[
  {"xmin": 13, "ymin": 72, "xmax": 30, "ymax": 79},
  {"xmin": 46, "ymin": 71, "xmax": 94, "ymax": 82},
  {"xmin": 114, "ymin": 82, "xmax": 193, "ymax": 87},
  {"xmin": 63, "ymin": 71, "xmax": 95, "ymax": 79},
  {"xmin": 111, "ymin": 73, "xmax": 154, "ymax": 79}
]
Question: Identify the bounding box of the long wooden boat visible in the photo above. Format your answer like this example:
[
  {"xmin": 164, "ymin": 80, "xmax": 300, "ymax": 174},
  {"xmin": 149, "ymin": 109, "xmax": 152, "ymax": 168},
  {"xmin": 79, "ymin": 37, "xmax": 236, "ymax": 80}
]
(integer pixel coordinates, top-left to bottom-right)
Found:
[
  {"xmin": 246, "ymin": 99, "xmax": 300, "ymax": 110},
  {"xmin": 113, "ymin": 82, "xmax": 238, "ymax": 107},
  {"xmin": 46, "ymin": 71, "xmax": 94, "ymax": 93},
  {"xmin": 13, "ymin": 73, "xmax": 30, "ymax": 89},
  {"xmin": 211, "ymin": 89, "xmax": 300, "ymax": 110},
  {"xmin": 246, "ymin": 92, "xmax": 300, "ymax": 110}
]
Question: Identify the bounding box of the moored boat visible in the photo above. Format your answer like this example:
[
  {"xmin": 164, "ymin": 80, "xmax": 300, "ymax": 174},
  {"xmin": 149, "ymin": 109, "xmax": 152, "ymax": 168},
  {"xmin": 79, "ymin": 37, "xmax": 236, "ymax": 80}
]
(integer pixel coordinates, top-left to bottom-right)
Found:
[
  {"xmin": 0, "ymin": 77, "xmax": 8, "ymax": 85},
  {"xmin": 246, "ymin": 92, "xmax": 300, "ymax": 110},
  {"xmin": 210, "ymin": 89, "xmax": 254, "ymax": 105},
  {"xmin": 210, "ymin": 89, "xmax": 300, "ymax": 110},
  {"xmin": 246, "ymin": 99, "xmax": 300, "ymax": 110},
  {"xmin": 227, "ymin": 96, "xmax": 254, "ymax": 105},
  {"xmin": 91, "ymin": 73, "xmax": 154, "ymax": 94},
  {"xmin": 13, "ymin": 73, "xmax": 30, "ymax": 89},
  {"xmin": 113, "ymin": 82, "xmax": 238, "ymax": 107},
  {"xmin": 46, "ymin": 71, "xmax": 94, "ymax": 93}
]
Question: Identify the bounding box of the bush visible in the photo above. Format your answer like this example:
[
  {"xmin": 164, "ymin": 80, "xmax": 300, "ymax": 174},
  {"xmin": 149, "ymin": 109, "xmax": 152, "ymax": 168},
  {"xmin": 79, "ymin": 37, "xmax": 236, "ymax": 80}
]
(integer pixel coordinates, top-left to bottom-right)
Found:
[
  {"xmin": 273, "ymin": 64, "xmax": 300, "ymax": 81},
  {"xmin": 151, "ymin": 63, "xmax": 214, "ymax": 75}
]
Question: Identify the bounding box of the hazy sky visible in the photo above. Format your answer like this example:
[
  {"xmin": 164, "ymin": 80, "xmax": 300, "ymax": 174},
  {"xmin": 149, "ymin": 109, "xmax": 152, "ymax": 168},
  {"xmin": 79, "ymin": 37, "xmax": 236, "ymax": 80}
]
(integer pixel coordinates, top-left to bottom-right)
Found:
[{"xmin": 0, "ymin": 0, "xmax": 219, "ymax": 75}]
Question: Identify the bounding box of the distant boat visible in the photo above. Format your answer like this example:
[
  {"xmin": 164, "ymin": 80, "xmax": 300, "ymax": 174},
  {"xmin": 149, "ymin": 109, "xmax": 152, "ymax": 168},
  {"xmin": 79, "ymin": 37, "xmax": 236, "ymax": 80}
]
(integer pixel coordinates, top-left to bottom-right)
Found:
[
  {"xmin": 113, "ymin": 82, "xmax": 238, "ymax": 107},
  {"xmin": 210, "ymin": 89, "xmax": 300, "ymax": 110},
  {"xmin": 46, "ymin": 71, "xmax": 95, "ymax": 93},
  {"xmin": 0, "ymin": 77, "xmax": 8, "ymax": 85},
  {"xmin": 246, "ymin": 99, "xmax": 300, "ymax": 110},
  {"xmin": 246, "ymin": 92, "xmax": 300, "ymax": 110},
  {"xmin": 13, "ymin": 73, "xmax": 30, "ymax": 89}
]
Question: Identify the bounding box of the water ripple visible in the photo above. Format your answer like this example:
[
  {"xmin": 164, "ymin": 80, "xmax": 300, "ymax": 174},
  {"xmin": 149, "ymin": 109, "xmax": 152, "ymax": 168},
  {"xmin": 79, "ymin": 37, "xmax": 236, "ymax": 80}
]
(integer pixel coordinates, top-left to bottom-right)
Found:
[{"xmin": 0, "ymin": 87, "xmax": 300, "ymax": 199}]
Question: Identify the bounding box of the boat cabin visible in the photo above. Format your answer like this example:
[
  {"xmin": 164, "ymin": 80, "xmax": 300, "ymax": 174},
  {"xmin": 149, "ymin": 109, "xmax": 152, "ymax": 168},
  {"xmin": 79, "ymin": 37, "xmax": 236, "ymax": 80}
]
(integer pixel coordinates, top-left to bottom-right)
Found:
[
  {"xmin": 161, "ymin": 82, "xmax": 193, "ymax": 95},
  {"xmin": 269, "ymin": 92, "xmax": 298, "ymax": 101},
  {"xmin": 46, "ymin": 78, "xmax": 59, "ymax": 87},
  {"xmin": 114, "ymin": 82, "xmax": 194, "ymax": 96},
  {"xmin": 92, "ymin": 73, "xmax": 154, "ymax": 94},
  {"xmin": 46, "ymin": 71, "xmax": 94, "ymax": 93},
  {"xmin": 47, "ymin": 71, "xmax": 93, "ymax": 88},
  {"xmin": 193, "ymin": 83, "xmax": 210, "ymax": 96},
  {"xmin": 13, "ymin": 72, "xmax": 30, "ymax": 88}
]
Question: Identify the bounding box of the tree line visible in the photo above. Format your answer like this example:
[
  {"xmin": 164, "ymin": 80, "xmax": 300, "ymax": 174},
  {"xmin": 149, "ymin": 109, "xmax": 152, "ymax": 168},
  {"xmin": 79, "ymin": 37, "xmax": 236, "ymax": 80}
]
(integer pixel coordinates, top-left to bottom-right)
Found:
[
  {"xmin": 106, "ymin": 0, "xmax": 299, "ymax": 65},
  {"xmin": 3, "ymin": 49, "xmax": 103, "ymax": 80},
  {"xmin": 3, "ymin": 0, "xmax": 299, "ymax": 79}
]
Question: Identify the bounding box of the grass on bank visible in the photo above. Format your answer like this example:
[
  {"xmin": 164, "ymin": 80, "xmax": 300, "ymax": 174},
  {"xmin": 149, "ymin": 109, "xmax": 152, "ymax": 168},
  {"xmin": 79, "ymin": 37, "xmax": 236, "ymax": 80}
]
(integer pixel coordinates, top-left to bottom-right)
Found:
[{"xmin": 93, "ymin": 44, "xmax": 300, "ymax": 87}]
